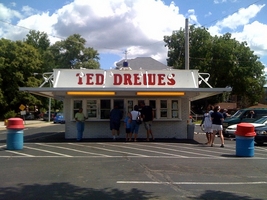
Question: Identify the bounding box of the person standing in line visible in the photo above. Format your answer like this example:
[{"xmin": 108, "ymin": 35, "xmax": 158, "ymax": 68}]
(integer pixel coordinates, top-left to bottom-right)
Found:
[
  {"xmin": 210, "ymin": 105, "xmax": 225, "ymax": 147},
  {"xmin": 220, "ymin": 108, "xmax": 230, "ymax": 119},
  {"xmin": 110, "ymin": 104, "xmax": 123, "ymax": 141},
  {"xmin": 140, "ymin": 102, "xmax": 154, "ymax": 141},
  {"xmin": 75, "ymin": 108, "xmax": 88, "ymax": 141},
  {"xmin": 200, "ymin": 105, "xmax": 213, "ymax": 145},
  {"xmin": 129, "ymin": 105, "xmax": 141, "ymax": 142},
  {"xmin": 124, "ymin": 112, "xmax": 132, "ymax": 141}
]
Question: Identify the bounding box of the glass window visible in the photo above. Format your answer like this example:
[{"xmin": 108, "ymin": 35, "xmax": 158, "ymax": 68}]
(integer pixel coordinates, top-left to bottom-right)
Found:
[
  {"xmin": 127, "ymin": 100, "xmax": 133, "ymax": 112},
  {"xmin": 114, "ymin": 99, "xmax": 124, "ymax": 118},
  {"xmin": 171, "ymin": 100, "xmax": 179, "ymax": 118},
  {"xmin": 73, "ymin": 100, "xmax": 82, "ymax": 117},
  {"xmin": 87, "ymin": 100, "xmax": 97, "ymax": 118},
  {"xmin": 100, "ymin": 99, "xmax": 111, "ymax": 119},
  {"xmin": 160, "ymin": 100, "xmax": 168, "ymax": 118}
]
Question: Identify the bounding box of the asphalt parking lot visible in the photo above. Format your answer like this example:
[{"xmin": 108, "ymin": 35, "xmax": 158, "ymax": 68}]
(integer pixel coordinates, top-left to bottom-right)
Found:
[{"xmin": 0, "ymin": 122, "xmax": 267, "ymax": 200}]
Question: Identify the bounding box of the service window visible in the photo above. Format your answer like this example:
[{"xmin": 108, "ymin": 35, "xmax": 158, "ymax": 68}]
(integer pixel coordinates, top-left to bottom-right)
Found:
[
  {"xmin": 73, "ymin": 100, "xmax": 82, "ymax": 117},
  {"xmin": 100, "ymin": 99, "xmax": 111, "ymax": 119},
  {"xmin": 87, "ymin": 100, "xmax": 97, "ymax": 118},
  {"xmin": 127, "ymin": 100, "xmax": 133, "ymax": 112},
  {"xmin": 160, "ymin": 100, "xmax": 168, "ymax": 118}
]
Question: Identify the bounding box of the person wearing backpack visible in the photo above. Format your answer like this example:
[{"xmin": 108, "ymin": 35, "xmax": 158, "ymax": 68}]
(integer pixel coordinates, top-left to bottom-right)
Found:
[{"xmin": 129, "ymin": 105, "xmax": 141, "ymax": 142}]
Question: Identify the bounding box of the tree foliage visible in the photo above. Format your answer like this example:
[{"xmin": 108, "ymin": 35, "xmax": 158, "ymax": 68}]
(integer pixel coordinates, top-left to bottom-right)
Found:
[
  {"xmin": 0, "ymin": 38, "xmax": 42, "ymax": 117},
  {"xmin": 164, "ymin": 26, "xmax": 266, "ymax": 108},
  {"xmin": 49, "ymin": 34, "xmax": 100, "ymax": 69},
  {"xmin": 0, "ymin": 32, "xmax": 101, "ymax": 119}
]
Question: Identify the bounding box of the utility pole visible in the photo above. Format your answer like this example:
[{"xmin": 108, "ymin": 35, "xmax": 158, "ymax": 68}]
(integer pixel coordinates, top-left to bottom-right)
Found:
[{"xmin": 185, "ymin": 18, "xmax": 189, "ymax": 70}]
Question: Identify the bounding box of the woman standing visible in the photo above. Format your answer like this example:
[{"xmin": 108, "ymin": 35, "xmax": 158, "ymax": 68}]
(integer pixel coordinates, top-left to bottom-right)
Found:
[
  {"xmin": 200, "ymin": 105, "xmax": 213, "ymax": 145},
  {"xmin": 129, "ymin": 105, "xmax": 141, "ymax": 142}
]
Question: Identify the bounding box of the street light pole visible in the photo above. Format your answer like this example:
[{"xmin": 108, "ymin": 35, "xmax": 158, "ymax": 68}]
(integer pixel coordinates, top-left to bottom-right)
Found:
[
  {"xmin": 34, "ymin": 72, "xmax": 53, "ymax": 122},
  {"xmin": 48, "ymin": 81, "xmax": 51, "ymax": 122}
]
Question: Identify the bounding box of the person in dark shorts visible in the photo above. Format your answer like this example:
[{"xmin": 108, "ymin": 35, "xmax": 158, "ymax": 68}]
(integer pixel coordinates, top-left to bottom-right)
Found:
[
  {"xmin": 124, "ymin": 112, "xmax": 132, "ymax": 141},
  {"xmin": 110, "ymin": 105, "xmax": 122, "ymax": 140},
  {"xmin": 141, "ymin": 102, "xmax": 154, "ymax": 141}
]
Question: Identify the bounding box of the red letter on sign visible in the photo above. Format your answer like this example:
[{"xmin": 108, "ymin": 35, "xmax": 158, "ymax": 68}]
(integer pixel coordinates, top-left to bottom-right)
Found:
[
  {"xmin": 133, "ymin": 74, "xmax": 141, "ymax": 85},
  {"xmin": 95, "ymin": 74, "xmax": 104, "ymax": 85},
  {"xmin": 124, "ymin": 74, "xmax": 132, "ymax": 85},
  {"xmin": 76, "ymin": 73, "xmax": 83, "ymax": 85},
  {"xmin": 86, "ymin": 74, "xmax": 94, "ymax": 85},
  {"xmin": 167, "ymin": 74, "xmax": 175, "ymax": 85},
  {"xmin": 148, "ymin": 74, "xmax": 156, "ymax": 85},
  {"xmin": 158, "ymin": 74, "xmax": 165, "ymax": 85},
  {"xmin": 114, "ymin": 74, "xmax": 122, "ymax": 85}
]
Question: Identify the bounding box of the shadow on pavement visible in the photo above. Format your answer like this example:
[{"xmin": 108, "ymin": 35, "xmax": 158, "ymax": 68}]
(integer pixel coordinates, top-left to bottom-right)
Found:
[
  {"xmin": 0, "ymin": 183, "xmax": 263, "ymax": 200},
  {"xmin": 0, "ymin": 183, "xmax": 157, "ymax": 200},
  {"xmin": 189, "ymin": 190, "xmax": 263, "ymax": 200}
]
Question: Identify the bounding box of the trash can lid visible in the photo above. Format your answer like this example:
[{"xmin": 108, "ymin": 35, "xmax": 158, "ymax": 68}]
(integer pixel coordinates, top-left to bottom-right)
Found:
[
  {"xmin": 6, "ymin": 118, "xmax": 25, "ymax": 129},
  {"xmin": 235, "ymin": 123, "xmax": 256, "ymax": 137}
]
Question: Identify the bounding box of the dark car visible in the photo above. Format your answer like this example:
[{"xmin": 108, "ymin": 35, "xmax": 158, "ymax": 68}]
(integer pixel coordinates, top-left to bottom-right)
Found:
[
  {"xmin": 223, "ymin": 108, "xmax": 267, "ymax": 135},
  {"xmin": 53, "ymin": 113, "xmax": 65, "ymax": 124},
  {"xmin": 254, "ymin": 125, "xmax": 267, "ymax": 145}
]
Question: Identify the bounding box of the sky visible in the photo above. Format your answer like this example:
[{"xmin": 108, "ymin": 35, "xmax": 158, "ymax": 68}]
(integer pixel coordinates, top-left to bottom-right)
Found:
[{"xmin": 0, "ymin": 0, "xmax": 266, "ymax": 71}]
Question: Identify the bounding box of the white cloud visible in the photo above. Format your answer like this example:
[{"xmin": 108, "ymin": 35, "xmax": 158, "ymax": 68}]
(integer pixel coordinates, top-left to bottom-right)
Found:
[
  {"xmin": 21, "ymin": 5, "xmax": 38, "ymax": 16},
  {"xmin": 232, "ymin": 21, "xmax": 267, "ymax": 58},
  {"xmin": 0, "ymin": 3, "xmax": 22, "ymax": 22},
  {"xmin": 213, "ymin": 4, "xmax": 265, "ymax": 31}
]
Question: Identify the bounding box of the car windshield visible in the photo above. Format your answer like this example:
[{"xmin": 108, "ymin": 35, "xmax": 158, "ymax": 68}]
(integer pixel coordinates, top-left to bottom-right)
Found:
[
  {"xmin": 231, "ymin": 110, "xmax": 245, "ymax": 118},
  {"xmin": 254, "ymin": 116, "xmax": 267, "ymax": 124}
]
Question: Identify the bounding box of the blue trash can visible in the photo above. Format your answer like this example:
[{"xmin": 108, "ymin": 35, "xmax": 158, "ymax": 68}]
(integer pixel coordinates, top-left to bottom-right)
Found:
[
  {"xmin": 6, "ymin": 118, "xmax": 24, "ymax": 150},
  {"xmin": 235, "ymin": 136, "xmax": 255, "ymax": 157},
  {"xmin": 235, "ymin": 123, "xmax": 256, "ymax": 157}
]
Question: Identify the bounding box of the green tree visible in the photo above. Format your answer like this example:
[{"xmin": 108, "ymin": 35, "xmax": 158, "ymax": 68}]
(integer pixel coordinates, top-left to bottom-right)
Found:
[
  {"xmin": 164, "ymin": 26, "xmax": 266, "ymax": 108},
  {"xmin": 0, "ymin": 39, "xmax": 43, "ymax": 118},
  {"xmin": 49, "ymin": 34, "xmax": 100, "ymax": 69}
]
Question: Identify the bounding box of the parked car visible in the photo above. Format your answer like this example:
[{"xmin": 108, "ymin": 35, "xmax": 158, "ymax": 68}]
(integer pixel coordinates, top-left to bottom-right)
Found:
[
  {"xmin": 223, "ymin": 108, "xmax": 267, "ymax": 134},
  {"xmin": 225, "ymin": 116, "xmax": 267, "ymax": 137},
  {"xmin": 53, "ymin": 113, "xmax": 65, "ymax": 124},
  {"xmin": 43, "ymin": 112, "xmax": 56, "ymax": 121},
  {"xmin": 255, "ymin": 126, "xmax": 267, "ymax": 145},
  {"xmin": 25, "ymin": 113, "xmax": 35, "ymax": 120}
]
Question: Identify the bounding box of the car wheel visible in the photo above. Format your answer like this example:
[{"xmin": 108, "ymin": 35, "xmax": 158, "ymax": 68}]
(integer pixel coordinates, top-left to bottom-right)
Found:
[{"xmin": 255, "ymin": 141, "xmax": 264, "ymax": 145}]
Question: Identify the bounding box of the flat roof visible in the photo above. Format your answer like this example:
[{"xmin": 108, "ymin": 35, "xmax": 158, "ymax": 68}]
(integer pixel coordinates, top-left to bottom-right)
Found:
[{"xmin": 19, "ymin": 87, "xmax": 232, "ymax": 101}]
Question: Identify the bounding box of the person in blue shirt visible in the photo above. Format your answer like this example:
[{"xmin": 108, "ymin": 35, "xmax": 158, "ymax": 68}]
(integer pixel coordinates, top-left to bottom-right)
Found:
[
  {"xmin": 124, "ymin": 112, "xmax": 132, "ymax": 141},
  {"xmin": 210, "ymin": 105, "xmax": 225, "ymax": 147},
  {"xmin": 110, "ymin": 105, "xmax": 122, "ymax": 140}
]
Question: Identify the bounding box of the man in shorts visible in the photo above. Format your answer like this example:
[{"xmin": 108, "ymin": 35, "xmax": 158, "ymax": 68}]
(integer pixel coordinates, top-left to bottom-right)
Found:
[
  {"xmin": 141, "ymin": 102, "xmax": 154, "ymax": 141},
  {"xmin": 211, "ymin": 105, "xmax": 225, "ymax": 147}
]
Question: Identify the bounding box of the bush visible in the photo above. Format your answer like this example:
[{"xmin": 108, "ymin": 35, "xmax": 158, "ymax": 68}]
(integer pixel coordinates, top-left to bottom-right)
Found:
[{"xmin": 4, "ymin": 110, "xmax": 17, "ymax": 119}]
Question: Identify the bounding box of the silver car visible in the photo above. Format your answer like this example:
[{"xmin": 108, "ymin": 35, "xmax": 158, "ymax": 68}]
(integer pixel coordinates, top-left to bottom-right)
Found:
[{"xmin": 225, "ymin": 116, "xmax": 267, "ymax": 137}]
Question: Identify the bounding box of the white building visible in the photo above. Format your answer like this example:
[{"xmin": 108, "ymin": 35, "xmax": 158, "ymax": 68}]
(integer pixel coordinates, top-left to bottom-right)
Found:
[{"xmin": 19, "ymin": 57, "xmax": 231, "ymax": 139}]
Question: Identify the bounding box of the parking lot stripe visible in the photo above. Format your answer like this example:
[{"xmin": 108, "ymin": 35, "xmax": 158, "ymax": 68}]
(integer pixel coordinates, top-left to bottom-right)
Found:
[
  {"xmin": 37, "ymin": 143, "xmax": 111, "ymax": 157},
  {"xmin": 131, "ymin": 143, "xmax": 224, "ymax": 158},
  {"xmin": 24, "ymin": 146, "xmax": 73, "ymax": 157},
  {"xmin": 69, "ymin": 143, "xmax": 146, "ymax": 157},
  {"xmin": 5, "ymin": 150, "xmax": 35, "ymax": 157},
  {"xmin": 98, "ymin": 143, "xmax": 187, "ymax": 157},
  {"xmin": 116, "ymin": 181, "xmax": 267, "ymax": 185}
]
